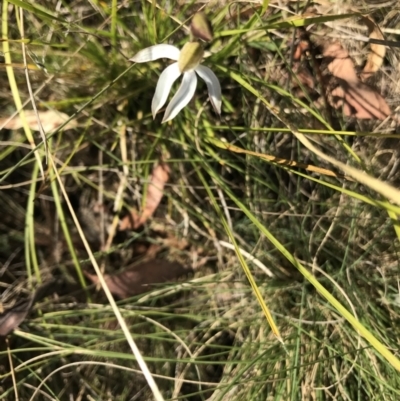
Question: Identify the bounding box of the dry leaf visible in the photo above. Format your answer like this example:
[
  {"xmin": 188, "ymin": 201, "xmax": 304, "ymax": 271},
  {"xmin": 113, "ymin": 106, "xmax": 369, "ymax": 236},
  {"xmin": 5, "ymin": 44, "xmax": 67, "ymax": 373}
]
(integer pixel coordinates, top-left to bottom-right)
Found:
[
  {"xmin": 324, "ymin": 43, "xmax": 391, "ymax": 120},
  {"xmin": 0, "ymin": 110, "xmax": 77, "ymax": 132},
  {"xmin": 331, "ymin": 82, "xmax": 391, "ymax": 120},
  {"xmin": 0, "ymin": 299, "xmax": 33, "ymax": 336},
  {"xmin": 360, "ymin": 15, "xmax": 385, "ymax": 80},
  {"xmin": 85, "ymin": 259, "xmax": 190, "ymax": 299},
  {"xmin": 293, "ymin": 67, "xmax": 315, "ymax": 90},
  {"xmin": 292, "ymin": 40, "xmax": 309, "ymax": 61},
  {"xmin": 324, "ymin": 43, "xmax": 358, "ymax": 81},
  {"xmin": 120, "ymin": 163, "xmax": 170, "ymax": 230},
  {"xmin": 0, "ymin": 280, "xmax": 57, "ymax": 336}
]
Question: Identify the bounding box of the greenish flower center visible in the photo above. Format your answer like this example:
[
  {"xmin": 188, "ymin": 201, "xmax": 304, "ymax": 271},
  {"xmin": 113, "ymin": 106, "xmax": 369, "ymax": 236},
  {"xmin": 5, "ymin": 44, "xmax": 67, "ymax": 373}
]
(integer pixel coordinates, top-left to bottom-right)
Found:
[{"xmin": 178, "ymin": 42, "xmax": 204, "ymax": 73}]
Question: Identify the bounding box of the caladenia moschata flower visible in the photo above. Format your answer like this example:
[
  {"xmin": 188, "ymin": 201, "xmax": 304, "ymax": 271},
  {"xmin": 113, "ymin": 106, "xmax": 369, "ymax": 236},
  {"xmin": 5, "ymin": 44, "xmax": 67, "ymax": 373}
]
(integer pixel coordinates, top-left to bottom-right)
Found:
[{"xmin": 130, "ymin": 41, "xmax": 221, "ymax": 123}]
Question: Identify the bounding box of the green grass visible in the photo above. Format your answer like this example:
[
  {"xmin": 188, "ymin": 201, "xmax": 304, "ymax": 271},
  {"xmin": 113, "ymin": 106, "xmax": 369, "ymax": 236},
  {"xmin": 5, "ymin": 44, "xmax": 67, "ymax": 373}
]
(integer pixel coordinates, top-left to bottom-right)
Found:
[{"xmin": 1, "ymin": 0, "xmax": 400, "ymax": 400}]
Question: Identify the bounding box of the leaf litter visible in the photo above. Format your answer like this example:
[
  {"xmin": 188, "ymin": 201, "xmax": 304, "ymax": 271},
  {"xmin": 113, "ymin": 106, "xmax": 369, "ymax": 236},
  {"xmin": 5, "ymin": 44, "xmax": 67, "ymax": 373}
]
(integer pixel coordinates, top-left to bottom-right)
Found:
[
  {"xmin": 119, "ymin": 162, "xmax": 170, "ymax": 231},
  {"xmin": 327, "ymin": 15, "xmax": 391, "ymax": 120},
  {"xmin": 80, "ymin": 160, "xmax": 192, "ymax": 300},
  {"xmin": 0, "ymin": 279, "xmax": 59, "ymax": 336},
  {"xmin": 286, "ymin": 14, "xmax": 391, "ymax": 122},
  {"xmin": 0, "ymin": 110, "xmax": 77, "ymax": 132},
  {"xmin": 84, "ymin": 259, "xmax": 191, "ymax": 299},
  {"xmin": 324, "ymin": 42, "xmax": 391, "ymax": 120},
  {"xmin": 360, "ymin": 15, "xmax": 386, "ymax": 81}
]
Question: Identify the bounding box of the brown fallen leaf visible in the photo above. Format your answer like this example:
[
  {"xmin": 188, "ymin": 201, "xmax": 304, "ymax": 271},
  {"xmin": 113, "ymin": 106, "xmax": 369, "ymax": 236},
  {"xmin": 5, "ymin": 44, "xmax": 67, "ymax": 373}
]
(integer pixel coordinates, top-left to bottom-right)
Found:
[
  {"xmin": 292, "ymin": 40, "xmax": 309, "ymax": 62},
  {"xmin": 331, "ymin": 82, "xmax": 391, "ymax": 120},
  {"xmin": 84, "ymin": 259, "xmax": 191, "ymax": 299},
  {"xmin": 324, "ymin": 43, "xmax": 358, "ymax": 81},
  {"xmin": 120, "ymin": 163, "xmax": 170, "ymax": 230},
  {"xmin": 360, "ymin": 15, "xmax": 385, "ymax": 81},
  {"xmin": 293, "ymin": 67, "xmax": 315, "ymax": 90},
  {"xmin": 0, "ymin": 110, "xmax": 77, "ymax": 132},
  {"xmin": 0, "ymin": 280, "xmax": 58, "ymax": 336},
  {"xmin": 324, "ymin": 42, "xmax": 391, "ymax": 120},
  {"xmin": 0, "ymin": 298, "xmax": 33, "ymax": 337}
]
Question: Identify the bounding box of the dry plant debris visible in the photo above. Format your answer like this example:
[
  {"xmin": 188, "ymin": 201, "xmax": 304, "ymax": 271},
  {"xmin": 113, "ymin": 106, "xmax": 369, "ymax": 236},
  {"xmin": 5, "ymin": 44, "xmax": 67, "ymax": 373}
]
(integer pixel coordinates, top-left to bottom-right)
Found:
[
  {"xmin": 120, "ymin": 162, "xmax": 170, "ymax": 230},
  {"xmin": 0, "ymin": 110, "xmax": 76, "ymax": 132},
  {"xmin": 360, "ymin": 15, "xmax": 386, "ymax": 81},
  {"xmin": 287, "ymin": 14, "xmax": 391, "ymax": 122},
  {"xmin": 84, "ymin": 259, "xmax": 191, "ymax": 299},
  {"xmin": 324, "ymin": 42, "xmax": 391, "ymax": 120},
  {"xmin": 0, "ymin": 280, "xmax": 58, "ymax": 336},
  {"xmin": 291, "ymin": 41, "xmax": 316, "ymax": 92},
  {"xmin": 0, "ymin": 298, "xmax": 33, "ymax": 336}
]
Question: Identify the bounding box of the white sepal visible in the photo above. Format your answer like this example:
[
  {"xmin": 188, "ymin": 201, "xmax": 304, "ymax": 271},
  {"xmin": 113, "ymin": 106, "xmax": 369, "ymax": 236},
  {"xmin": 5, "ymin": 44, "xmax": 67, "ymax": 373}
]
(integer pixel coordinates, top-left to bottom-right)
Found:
[
  {"xmin": 151, "ymin": 62, "xmax": 181, "ymax": 118},
  {"xmin": 195, "ymin": 65, "xmax": 222, "ymax": 115},
  {"xmin": 162, "ymin": 71, "xmax": 197, "ymax": 123},
  {"xmin": 130, "ymin": 44, "xmax": 180, "ymax": 63}
]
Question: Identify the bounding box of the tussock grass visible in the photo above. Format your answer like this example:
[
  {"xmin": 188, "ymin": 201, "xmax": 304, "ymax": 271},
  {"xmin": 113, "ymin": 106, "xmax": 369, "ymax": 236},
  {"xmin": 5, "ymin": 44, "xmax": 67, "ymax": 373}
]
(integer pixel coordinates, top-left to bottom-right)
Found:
[{"xmin": 1, "ymin": 1, "xmax": 400, "ymax": 400}]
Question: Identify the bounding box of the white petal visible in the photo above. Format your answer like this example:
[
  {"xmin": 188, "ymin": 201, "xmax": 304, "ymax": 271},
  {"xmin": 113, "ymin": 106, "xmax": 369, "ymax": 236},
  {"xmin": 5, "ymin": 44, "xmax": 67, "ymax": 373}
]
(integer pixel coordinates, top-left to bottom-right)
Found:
[
  {"xmin": 129, "ymin": 44, "xmax": 180, "ymax": 63},
  {"xmin": 152, "ymin": 63, "xmax": 181, "ymax": 119},
  {"xmin": 195, "ymin": 65, "xmax": 222, "ymax": 115},
  {"xmin": 162, "ymin": 71, "xmax": 197, "ymax": 123}
]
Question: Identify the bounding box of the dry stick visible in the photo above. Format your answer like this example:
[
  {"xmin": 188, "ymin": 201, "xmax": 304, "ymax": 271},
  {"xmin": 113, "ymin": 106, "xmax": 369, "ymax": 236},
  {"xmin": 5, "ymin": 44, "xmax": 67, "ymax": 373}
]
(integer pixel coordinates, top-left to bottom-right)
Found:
[{"xmin": 213, "ymin": 139, "xmax": 353, "ymax": 181}]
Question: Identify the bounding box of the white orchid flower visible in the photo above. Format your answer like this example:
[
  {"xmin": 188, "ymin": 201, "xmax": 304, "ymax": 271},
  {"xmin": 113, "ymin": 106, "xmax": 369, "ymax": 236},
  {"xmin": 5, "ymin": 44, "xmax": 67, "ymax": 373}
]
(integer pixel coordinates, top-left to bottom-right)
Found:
[{"xmin": 130, "ymin": 42, "xmax": 221, "ymax": 123}]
